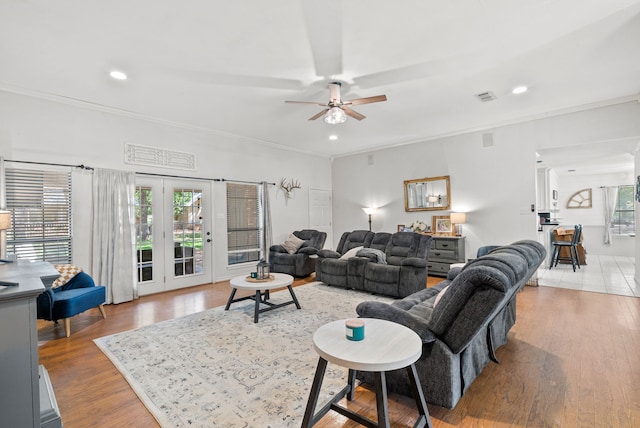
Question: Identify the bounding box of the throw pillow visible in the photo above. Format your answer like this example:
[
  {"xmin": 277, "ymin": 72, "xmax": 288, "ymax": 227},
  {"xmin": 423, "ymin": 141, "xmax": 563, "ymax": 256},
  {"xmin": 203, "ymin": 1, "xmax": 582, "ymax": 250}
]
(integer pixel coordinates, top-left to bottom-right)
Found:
[
  {"xmin": 433, "ymin": 285, "xmax": 450, "ymax": 308},
  {"xmin": 52, "ymin": 264, "xmax": 83, "ymax": 288},
  {"xmin": 281, "ymin": 233, "xmax": 305, "ymax": 254},
  {"xmin": 339, "ymin": 246, "xmax": 364, "ymax": 260}
]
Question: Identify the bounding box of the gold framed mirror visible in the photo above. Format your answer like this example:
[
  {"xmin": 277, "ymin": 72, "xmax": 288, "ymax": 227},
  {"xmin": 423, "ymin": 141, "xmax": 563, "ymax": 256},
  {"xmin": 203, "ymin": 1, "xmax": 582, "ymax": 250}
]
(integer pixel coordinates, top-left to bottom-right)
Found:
[{"xmin": 404, "ymin": 175, "xmax": 451, "ymax": 211}]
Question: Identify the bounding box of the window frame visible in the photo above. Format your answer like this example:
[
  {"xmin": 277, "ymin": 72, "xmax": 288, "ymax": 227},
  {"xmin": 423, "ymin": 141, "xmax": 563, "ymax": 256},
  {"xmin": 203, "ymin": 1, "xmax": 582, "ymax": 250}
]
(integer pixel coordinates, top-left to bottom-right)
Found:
[{"xmin": 611, "ymin": 184, "xmax": 635, "ymax": 236}]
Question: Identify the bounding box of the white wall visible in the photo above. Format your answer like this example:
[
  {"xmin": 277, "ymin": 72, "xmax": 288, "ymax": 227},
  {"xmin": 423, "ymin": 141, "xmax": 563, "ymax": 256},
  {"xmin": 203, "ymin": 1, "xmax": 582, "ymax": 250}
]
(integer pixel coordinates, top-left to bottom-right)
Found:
[
  {"xmin": 331, "ymin": 125, "xmax": 539, "ymax": 260},
  {"xmin": 0, "ymin": 91, "xmax": 332, "ymax": 282}
]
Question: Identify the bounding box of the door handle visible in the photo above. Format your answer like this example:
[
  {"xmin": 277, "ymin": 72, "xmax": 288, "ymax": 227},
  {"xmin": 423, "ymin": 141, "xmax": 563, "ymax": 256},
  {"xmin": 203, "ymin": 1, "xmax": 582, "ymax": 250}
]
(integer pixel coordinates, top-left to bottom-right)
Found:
[{"xmin": 206, "ymin": 238, "xmax": 212, "ymax": 243}]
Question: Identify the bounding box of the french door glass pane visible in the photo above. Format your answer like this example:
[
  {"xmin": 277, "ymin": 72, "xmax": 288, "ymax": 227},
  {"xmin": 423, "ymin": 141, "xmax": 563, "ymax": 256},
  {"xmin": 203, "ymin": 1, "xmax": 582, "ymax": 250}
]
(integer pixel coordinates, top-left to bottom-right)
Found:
[
  {"xmin": 173, "ymin": 188, "xmax": 203, "ymax": 277},
  {"xmin": 135, "ymin": 186, "xmax": 153, "ymax": 282}
]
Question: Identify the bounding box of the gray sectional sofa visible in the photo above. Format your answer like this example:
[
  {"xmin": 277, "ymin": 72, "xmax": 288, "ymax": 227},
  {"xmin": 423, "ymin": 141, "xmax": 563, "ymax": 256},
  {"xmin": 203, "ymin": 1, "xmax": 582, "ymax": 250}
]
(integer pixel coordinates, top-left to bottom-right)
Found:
[
  {"xmin": 356, "ymin": 240, "xmax": 546, "ymax": 408},
  {"xmin": 315, "ymin": 230, "xmax": 432, "ymax": 298}
]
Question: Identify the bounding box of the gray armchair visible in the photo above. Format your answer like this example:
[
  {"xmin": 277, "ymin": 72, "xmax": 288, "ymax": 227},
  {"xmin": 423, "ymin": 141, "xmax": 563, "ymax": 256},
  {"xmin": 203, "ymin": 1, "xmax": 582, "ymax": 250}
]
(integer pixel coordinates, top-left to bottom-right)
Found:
[{"xmin": 269, "ymin": 229, "xmax": 327, "ymax": 277}]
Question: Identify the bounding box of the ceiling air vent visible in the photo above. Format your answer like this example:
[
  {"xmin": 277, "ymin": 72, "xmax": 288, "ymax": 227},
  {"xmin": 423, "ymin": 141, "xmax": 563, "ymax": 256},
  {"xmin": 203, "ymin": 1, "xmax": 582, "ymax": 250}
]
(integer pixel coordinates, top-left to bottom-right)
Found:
[{"xmin": 475, "ymin": 91, "xmax": 497, "ymax": 102}]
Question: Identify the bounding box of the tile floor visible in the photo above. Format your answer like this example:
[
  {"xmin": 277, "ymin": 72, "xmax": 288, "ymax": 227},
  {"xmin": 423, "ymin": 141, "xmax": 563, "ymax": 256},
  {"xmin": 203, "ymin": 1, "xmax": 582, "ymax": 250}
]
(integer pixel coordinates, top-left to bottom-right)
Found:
[{"xmin": 537, "ymin": 254, "xmax": 640, "ymax": 297}]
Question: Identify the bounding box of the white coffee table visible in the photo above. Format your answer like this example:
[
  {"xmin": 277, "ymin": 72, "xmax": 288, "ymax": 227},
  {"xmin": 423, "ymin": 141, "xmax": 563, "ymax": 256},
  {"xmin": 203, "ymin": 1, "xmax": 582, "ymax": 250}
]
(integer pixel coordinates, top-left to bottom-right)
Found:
[
  {"xmin": 225, "ymin": 273, "xmax": 300, "ymax": 323},
  {"xmin": 301, "ymin": 318, "xmax": 432, "ymax": 428}
]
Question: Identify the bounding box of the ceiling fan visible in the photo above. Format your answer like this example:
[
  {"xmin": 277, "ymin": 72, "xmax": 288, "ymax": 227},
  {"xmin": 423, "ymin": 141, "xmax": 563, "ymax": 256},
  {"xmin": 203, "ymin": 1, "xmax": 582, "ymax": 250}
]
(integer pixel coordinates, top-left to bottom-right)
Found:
[{"xmin": 285, "ymin": 82, "xmax": 387, "ymax": 124}]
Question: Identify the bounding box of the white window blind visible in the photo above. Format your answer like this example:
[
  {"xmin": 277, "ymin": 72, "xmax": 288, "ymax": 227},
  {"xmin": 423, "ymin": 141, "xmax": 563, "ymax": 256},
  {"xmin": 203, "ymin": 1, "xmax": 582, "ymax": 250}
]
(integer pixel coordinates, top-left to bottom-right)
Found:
[
  {"xmin": 5, "ymin": 168, "xmax": 72, "ymax": 263},
  {"xmin": 226, "ymin": 182, "xmax": 262, "ymax": 265}
]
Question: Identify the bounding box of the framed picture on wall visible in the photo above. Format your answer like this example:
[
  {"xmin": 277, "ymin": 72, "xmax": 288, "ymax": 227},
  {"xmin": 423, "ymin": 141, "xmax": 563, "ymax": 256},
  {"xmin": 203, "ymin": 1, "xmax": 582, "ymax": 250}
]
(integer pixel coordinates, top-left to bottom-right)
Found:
[{"xmin": 432, "ymin": 215, "xmax": 452, "ymax": 235}]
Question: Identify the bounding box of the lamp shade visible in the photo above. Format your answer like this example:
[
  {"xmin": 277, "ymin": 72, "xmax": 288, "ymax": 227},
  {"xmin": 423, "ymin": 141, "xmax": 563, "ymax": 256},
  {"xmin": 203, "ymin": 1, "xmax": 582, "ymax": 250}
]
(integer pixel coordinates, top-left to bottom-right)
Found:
[
  {"xmin": 0, "ymin": 210, "xmax": 11, "ymax": 230},
  {"xmin": 450, "ymin": 212, "xmax": 467, "ymax": 224},
  {"xmin": 362, "ymin": 207, "xmax": 377, "ymax": 215}
]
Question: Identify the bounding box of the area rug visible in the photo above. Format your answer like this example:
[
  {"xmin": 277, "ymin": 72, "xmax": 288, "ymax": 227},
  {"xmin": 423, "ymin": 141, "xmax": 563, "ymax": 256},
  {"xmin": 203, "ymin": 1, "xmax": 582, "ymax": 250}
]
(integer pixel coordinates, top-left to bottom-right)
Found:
[{"xmin": 94, "ymin": 282, "xmax": 393, "ymax": 427}]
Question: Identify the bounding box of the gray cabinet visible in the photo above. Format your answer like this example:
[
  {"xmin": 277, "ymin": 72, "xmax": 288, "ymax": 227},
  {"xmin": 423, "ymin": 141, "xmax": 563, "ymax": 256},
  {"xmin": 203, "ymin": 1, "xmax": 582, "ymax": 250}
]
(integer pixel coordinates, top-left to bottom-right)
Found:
[
  {"xmin": 427, "ymin": 236, "xmax": 466, "ymax": 277},
  {"xmin": 0, "ymin": 261, "xmax": 59, "ymax": 428}
]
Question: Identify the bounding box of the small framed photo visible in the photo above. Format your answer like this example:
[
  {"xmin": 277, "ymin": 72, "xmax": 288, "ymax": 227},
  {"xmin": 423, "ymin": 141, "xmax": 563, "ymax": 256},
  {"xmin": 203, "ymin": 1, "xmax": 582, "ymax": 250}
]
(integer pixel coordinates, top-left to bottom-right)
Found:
[
  {"xmin": 432, "ymin": 215, "xmax": 452, "ymax": 235},
  {"xmin": 397, "ymin": 224, "xmax": 405, "ymax": 232}
]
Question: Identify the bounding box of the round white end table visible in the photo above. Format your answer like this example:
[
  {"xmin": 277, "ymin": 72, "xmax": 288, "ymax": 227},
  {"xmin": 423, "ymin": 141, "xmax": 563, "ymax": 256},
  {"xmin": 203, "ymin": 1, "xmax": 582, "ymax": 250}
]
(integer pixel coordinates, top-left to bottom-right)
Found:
[
  {"xmin": 301, "ymin": 318, "xmax": 432, "ymax": 428},
  {"xmin": 224, "ymin": 273, "xmax": 299, "ymax": 323}
]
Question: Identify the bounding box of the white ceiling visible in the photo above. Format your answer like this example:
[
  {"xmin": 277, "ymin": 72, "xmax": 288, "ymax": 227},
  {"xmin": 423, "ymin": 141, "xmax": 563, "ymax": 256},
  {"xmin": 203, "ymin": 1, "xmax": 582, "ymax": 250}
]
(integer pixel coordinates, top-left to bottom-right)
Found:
[{"xmin": 1, "ymin": 1, "xmax": 639, "ymax": 168}]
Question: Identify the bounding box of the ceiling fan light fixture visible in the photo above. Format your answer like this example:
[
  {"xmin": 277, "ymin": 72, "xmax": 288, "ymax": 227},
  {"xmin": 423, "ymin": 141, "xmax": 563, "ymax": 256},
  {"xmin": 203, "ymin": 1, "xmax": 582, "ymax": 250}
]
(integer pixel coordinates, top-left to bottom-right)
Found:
[{"xmin": 324, "ymin": 107, "xmax": 347, "ymax": 124}]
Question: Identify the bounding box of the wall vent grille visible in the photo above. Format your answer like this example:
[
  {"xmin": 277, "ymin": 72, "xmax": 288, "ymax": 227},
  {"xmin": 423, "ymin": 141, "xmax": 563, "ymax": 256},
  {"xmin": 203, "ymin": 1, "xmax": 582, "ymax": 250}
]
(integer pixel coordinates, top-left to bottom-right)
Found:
[
  {"xmin": 475, "ymin": 91, "xmax": 497, "ymax": 102},
  {"xmin": 124, "ymin": 143, "xmax": 196, "ymax": 170}
]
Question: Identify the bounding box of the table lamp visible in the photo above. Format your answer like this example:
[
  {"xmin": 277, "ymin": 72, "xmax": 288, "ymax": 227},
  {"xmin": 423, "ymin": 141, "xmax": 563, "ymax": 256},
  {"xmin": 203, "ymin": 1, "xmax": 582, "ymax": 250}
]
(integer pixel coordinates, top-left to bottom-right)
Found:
[{"xmin": 450, "ymin": 212, "xmax": 467, "ymax": 236}]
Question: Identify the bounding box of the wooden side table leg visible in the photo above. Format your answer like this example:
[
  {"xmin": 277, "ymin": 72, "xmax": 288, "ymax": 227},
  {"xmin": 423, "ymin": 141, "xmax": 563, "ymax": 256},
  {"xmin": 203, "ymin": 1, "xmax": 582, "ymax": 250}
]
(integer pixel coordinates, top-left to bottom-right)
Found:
[
  {"xmin": 406, "ymin": 363, "xmax": 432, "ymax": 428},
  {"xmin": 301, "ymin": 357, "xmax": 329, "ymax": 427},
  {"xmin": 373, "ymin": 372, "xmax": 391, "ymax": 428}
]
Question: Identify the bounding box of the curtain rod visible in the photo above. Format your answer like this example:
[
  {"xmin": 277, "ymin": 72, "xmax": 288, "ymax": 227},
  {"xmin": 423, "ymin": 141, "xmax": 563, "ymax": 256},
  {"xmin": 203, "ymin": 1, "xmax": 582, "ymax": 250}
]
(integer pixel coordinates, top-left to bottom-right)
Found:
[
  {"xmin": 5, "ymin": 159, "xmax": 94, "ymax": 170},
  {"xmin": 136, "ymin": 173, "xmax": 274, "ymax": 186},
  {"xmin": 5, "ymin": 160, "xmax": 275, "ymax": 186}
]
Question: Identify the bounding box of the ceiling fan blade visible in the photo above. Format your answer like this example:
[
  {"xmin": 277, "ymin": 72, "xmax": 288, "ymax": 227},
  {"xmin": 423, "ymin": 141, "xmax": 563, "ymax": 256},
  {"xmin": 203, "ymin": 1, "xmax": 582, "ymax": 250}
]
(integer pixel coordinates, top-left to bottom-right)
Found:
[
  {"xmin": 344, "ymin": 95, "xmax": 387, "ymax": 106},
  {"xmin": 309, "ymin": 109, "xmax": 329, "ymax": 121},
  {"xmin": 285, "ymin": 100, "xmax": 327, "ymax": 107},
  {"xmin": 301, "ymin": 0, "xmax": 342, "ymax": 77},
  {"xmin": 342, "ymin": 107, "xmax": 365, "ymax": 121}
]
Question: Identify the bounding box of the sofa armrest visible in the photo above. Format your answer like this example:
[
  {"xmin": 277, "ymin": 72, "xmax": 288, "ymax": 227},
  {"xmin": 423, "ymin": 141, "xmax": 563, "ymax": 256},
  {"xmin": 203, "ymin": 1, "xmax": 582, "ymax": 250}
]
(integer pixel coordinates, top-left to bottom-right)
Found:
[
  {"xmin": 60, "ymin": 271, "xmax": 96, "ymax": 290},
  {"xmin": 401, "ymin": 257, "xmax": 427, "ymax": 268},
  {"xmin": 269, "ymin": 244, "xmax": 288, "ymax": 254},
  {"xmin": 297, "ymin": 246, "xmax": 318, "ymax": 255},
  {"xmin": 447, "ymin": 266, "xmax": 464, "ymax": 280},
  {"xmin": 356, "ymin": 301, "xmax": 437, "ymax": 343},
  {"xmin": 317, "ymin": 249, "xmax": 341, "ymax": 259}
]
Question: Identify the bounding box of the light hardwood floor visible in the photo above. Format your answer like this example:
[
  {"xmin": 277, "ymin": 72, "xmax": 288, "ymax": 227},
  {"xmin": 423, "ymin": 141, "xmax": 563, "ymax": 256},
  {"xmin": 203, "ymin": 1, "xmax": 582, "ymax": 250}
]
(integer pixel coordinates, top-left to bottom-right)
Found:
[{"xmin": 37, "ymin": 277, "xmax": 640, "ymax": 427}]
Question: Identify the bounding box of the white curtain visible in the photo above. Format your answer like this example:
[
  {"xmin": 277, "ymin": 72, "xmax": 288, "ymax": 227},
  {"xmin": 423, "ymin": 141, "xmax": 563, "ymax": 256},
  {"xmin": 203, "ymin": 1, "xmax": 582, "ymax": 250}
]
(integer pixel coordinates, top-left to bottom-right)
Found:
[
  {"xmin": 91, "ymin": 169, "xmax": 137, "ymax": 304},
  {"xmin": 260, "ymin": 182, "xmax": 273, "ymax": 261},
  {"xmin": 603, "ymin": 186, "xmax": 618, "ymax": 245}
]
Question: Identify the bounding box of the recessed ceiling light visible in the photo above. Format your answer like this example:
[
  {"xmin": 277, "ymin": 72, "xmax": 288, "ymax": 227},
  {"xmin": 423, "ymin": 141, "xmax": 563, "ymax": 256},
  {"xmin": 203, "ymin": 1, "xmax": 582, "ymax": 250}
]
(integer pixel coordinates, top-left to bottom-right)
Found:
[
  {"xmin": 109, "ymin": 70, "xmax": 127, "ymax": 80},
  {"xmin": 512, "ymin": 86, "xmax": 528, "ymax": 94},
  {"xmin": 329, "ymin": 135, "xmax": 338, "ymax": 141}
]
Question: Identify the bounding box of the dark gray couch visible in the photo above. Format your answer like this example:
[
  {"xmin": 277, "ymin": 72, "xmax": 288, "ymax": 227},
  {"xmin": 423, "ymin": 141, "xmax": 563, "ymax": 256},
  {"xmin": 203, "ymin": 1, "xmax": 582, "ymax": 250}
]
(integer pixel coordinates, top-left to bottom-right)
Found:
[
  {"xmin": 356, "ymin": 240, "xmax": 546, "ymax": 408},
  {"xmin": 269, "ymin": 229, "xmax": 327, "ymax": 277},
  {"xmin": 315, "ymin": 230, "xmax": 432, "ymax": 298}
]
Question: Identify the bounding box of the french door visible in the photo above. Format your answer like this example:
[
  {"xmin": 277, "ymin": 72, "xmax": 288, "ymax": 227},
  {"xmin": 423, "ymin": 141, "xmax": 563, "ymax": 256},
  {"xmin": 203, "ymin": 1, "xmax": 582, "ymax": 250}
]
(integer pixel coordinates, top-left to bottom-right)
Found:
[{"xmin": 135, "ymin": 177, "xmax": 213, "ymax": 295}]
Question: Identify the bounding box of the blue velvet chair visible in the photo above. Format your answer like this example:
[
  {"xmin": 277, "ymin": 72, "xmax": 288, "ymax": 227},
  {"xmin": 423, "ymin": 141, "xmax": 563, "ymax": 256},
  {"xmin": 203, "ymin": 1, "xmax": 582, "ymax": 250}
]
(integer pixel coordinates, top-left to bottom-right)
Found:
[{"xmin": 37, "ymin": 271, "xmax": 107, "ymax": 337}]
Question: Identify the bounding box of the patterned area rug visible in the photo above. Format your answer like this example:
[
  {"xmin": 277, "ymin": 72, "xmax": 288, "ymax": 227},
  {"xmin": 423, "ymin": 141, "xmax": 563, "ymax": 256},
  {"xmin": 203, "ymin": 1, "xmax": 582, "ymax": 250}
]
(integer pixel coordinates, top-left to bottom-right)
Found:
[{"xmin": 94, "ymin": 282, "xmax": 392, "ymax": 427}]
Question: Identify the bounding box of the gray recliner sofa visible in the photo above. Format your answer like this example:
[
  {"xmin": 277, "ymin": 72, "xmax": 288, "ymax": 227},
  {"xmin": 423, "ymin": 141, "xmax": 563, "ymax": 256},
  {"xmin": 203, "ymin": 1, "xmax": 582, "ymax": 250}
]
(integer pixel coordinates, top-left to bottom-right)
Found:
[
  {"xmin": 315, "ymin": 230, "xmax": 432, "ymax": 298},
  {"xmin": 356, "ymin": 240, "xmax": 546, "ymax": 408},
  {"xmin": 269, "ymin": 229, "xmax": 327, "ymax": 277}
]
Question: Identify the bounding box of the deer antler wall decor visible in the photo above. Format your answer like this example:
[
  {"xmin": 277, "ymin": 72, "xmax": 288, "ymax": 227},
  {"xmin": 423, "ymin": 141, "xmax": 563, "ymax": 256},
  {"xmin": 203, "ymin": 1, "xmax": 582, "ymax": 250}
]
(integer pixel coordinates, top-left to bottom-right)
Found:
[{"xmin": 280, "ymin": 178, "xmax": 302, "ymax": 199}]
